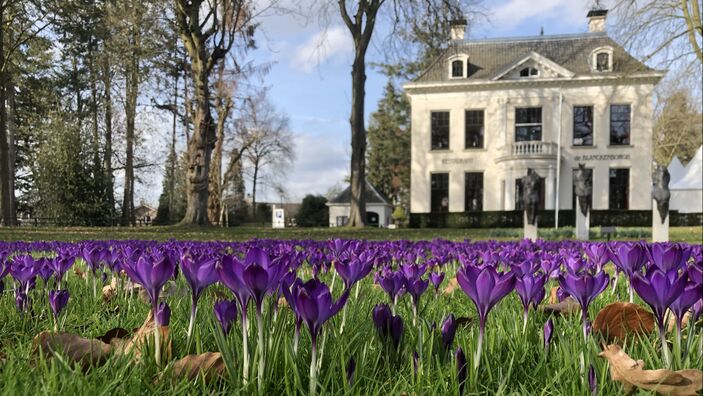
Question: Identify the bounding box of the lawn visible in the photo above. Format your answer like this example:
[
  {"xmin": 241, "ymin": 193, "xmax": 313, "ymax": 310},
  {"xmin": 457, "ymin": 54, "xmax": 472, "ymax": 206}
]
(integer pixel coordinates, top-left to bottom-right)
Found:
[{"xmin": 0, "ymin": 225, "xmax": 700, "ymax": 244}]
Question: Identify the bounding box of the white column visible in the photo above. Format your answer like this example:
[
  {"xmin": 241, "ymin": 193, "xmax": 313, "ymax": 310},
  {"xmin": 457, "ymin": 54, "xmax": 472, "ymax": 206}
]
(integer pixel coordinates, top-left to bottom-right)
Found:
[
  {"xmin": 546, "ymin": 165, "xmax": 556, "ymax": 210},
  {"xmin": 652, "ymin": 199, "xmax": 669, "ymax": 242}
]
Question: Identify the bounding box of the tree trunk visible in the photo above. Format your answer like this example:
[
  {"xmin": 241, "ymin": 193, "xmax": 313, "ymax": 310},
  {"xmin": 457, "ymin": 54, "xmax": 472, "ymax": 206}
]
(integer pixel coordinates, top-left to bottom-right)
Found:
[
  {"xmin": 121, "ymin": 26, "xmax": 139, "ymax": 226},
  {"xmin": 251, "ymin": 161, "xmax": 259, "ymax": 220},
  {"xmin": 102, "ymin": 54, "xmax": 114, "ymax": 222},
  {"xmin": 0, "ymin": 6, "xmax": 12, "ymax": 226},
  {"xmin": 6, "ymin": 74, "xmax": 15, "ymax": 222},
  {"xmin": 208, "ymin": 65, "xmax": 232, "ymax": 224},
  {"xmin": 169, "ymin": 69, "xmax": 178, "ymax": 223},
  {"xmin": 181, "ymin": 63, "xmax": 215, "ymax": 225},
  {"xmin": 347, "ymin": 54, "xmax": 367, "ymax": 227}
]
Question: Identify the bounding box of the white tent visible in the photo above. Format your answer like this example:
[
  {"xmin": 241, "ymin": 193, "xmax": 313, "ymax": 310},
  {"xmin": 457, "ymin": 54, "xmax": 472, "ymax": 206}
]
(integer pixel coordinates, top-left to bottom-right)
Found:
[
  {"xmin": 667, "ymin": 156, "xmax": 686, "ymax": 184},
  {"xmin": 670, "ymin": 146, "xmax": 702, "ymax": 213}
]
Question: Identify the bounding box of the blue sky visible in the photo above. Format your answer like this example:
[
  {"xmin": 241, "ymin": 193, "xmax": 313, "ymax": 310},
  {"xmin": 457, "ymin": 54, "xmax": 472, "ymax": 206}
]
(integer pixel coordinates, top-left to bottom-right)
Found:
[
  {"xmin": 136, "ymin": 0, "xmax": 601, "ymax": 205},
  {"xmin": 243, "ymin": 0, "xmax": 599, "ymax": 202}
]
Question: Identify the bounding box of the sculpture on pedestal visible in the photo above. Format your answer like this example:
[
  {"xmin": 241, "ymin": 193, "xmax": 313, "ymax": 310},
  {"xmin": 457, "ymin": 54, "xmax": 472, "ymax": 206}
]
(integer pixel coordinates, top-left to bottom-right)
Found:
[
  {"xmin": 573, "ymin": 163, "xmax": 592, "ymax": 217},
  {"xmin": 521, "ymin": 169, "xmax": 540, "ymax": 225},
  {"xmin": 652, "ymin": 165, "xmax": 670, "ymax": 224}
]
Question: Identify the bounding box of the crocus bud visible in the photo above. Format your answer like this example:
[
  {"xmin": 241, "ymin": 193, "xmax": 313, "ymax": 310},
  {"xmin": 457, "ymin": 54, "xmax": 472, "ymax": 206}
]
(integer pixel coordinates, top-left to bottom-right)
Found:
[
  {"xmin": 455, "ymin": 347, "xmax": 467, "ymax": 396},
  {"xmin": 15, "ymin": 291, "xmax": 29, "ymax": 312},
  {"xmin": 390, "ymin": 314, "xmax": 404, "ymax": 350},
  {"xmin": 156, "ymin": 302, "xmax": 171, "ymax": 326},
  {"xmin": 441, "ymin": 314, "xmax": 457, "ymax": 350},
  {"xmin": 543, "ymin": 318, "xmax": 554, "ymax": 351},
  {"xmin": 214, "ymin": 299, "xmax": 238, "ymax": 335},
  {"xmin": 413, "ymin": 351, "xmax": 419, "ymax": 377},
  {"xmin": 429, "ymin": 272, "xmax": 445, "ymax": 292},
  {"xmin": 49, "ymin": 289, "xmax": 70, "ymax": 318},
  {"xmin": 588, "ymin": 364, "xmax": 597, "ymax": 396},
  {"xmin": 346, "ymin": 357, "xmax": 355, "ymax": 386}
]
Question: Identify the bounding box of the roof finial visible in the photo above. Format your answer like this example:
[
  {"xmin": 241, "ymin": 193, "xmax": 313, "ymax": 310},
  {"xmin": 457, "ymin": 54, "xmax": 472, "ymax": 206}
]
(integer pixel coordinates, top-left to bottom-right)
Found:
[{"xmin": 540, "ymin": 26, "xmax": 544, "ymax": 36}]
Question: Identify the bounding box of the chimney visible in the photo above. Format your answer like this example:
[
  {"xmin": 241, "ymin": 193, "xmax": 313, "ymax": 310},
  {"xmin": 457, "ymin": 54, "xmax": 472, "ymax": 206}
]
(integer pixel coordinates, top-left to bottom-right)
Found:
[
  {"xmin": 586, "ymin": 8, "xmax": 608, "ymax": 32},
  {"xmin": 450, "ymin": 18, "xmax": 467, "ymax": 41}
]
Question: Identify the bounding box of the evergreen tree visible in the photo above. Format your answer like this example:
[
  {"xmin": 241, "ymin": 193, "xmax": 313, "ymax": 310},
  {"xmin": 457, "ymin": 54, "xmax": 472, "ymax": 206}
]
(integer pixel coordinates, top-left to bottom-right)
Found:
[
  {"xmin": 297, "ymin": 195, "xmax": 329, "ymax": 227},
  {"xmin": 366, "ymin": 82, "xmax": 410, "ymax": 211}
]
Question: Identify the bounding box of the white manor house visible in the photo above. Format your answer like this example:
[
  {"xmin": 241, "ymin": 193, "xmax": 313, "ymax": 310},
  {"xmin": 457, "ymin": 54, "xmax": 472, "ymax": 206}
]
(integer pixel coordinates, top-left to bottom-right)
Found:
[{"xmin": 403, "ymin": 9, "xmax": 664, "ymax": 217}]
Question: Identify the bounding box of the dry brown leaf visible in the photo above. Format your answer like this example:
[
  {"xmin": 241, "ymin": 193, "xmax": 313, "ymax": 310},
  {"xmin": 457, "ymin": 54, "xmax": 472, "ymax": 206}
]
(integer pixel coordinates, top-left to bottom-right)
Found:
[
  {"xmin": 73, "ymin": 266, "xmax": 88, "ymax": 280},
  {"xmin": 172, "ymin": 352, "xmax": 226, "ymax": 382},
  {"xmin": 548, "ymin": 286, "xmax": 560, "ymax": 304},
  {"xmin": 443, "ymin": 277, "xmax": 459, "ymax": 295},
  {"xmin": 667, "ymin": 310, "xmax": 691, "ymax": 333},
  {"xmin": 111, "ymin": 311, "xmax": 171, "ymax": 362},
  {"xmin": 599, "ymin": 344, "xmax": 703, "ymax": 395},
  {"xmin": 102, "ymin": 278, "xmax": 119, "ymax": 302},
  {"xmin": 278, "ymin": 296, "xmax": 288, "ymax": 308},
  {"xmin": 31, "ymin": 331, "xmax": 111, "ymax": 370},
  {"xmin": 455, "ymin": 316, "xmax": 472, "ymax": 328},
  {"xmin": 541, "ymin": 296, "xmax": 580, "ymax": 315},
  {"xmin": 593, "ymin": 302, "xmax": 655, "ymax": 343},
  {"xmin": 96, "ymin": 327, "xmax": 132, "ymax": 344},
  {"xmin": 211, "ymin": 290, "xmax": 229, "ymax": 301}
]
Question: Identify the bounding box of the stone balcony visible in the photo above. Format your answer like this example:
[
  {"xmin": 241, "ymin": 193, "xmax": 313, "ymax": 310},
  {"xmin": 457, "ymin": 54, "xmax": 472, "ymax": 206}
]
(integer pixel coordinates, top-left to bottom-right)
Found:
[{"xmin": 495, "ymin": 141, "xmax": 559, "ymax": 163}]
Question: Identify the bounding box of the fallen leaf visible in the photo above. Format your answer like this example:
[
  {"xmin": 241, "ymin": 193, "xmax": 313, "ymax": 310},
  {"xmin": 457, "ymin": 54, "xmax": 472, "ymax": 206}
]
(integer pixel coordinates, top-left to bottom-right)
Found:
[
  {"xmin": 171, "ymin": 352, "xmax": 226, "ymax": 382},
  {"xmin": 73, "ymin": 266, "xmax": 88, "ymax": 280},
  {"xmin": 211, "ymin": 290, "xmax": 229, "ymax": 301},
  {"xmin": 96, "ymin": 327, "xmax": 132, "ymax": 344},
  {"xmin": 443, "ymin": 277, "xmax": 459, "ymax": 295},
  {"xmin": 593, "ymin": 302, "xmax": 655, "ymax": 342},
  {"xmin": 31, "ymin": 331, "xmax": 111, "ymax": 370},
  {"xmin": 278, "ymin": 296, "xmax": 288, "ymax": 307},
  {"xmin": 599, "ymin": 344, "xmax": 702, "ymax": 395},
  {"xmin": 112, "ymin": 311, "xmax": 171, "ymax": 362},
  {"xmin": 102, "ymin": 278, "xmax": 119, "ymax": 302},
  {"xmin": 455, "ymin": 317, "xmax": 472, "ymax": 328},
  {"xmin": 548, "ymin": 286, "xmax": 560, "ymax": 304},
  {"xmin": 541, "ymin": 296, "xmax": 580, "ymax": 315},
  {"xmin": 667, "ymin": 310, "xmax": 691, "ymax": 333}
]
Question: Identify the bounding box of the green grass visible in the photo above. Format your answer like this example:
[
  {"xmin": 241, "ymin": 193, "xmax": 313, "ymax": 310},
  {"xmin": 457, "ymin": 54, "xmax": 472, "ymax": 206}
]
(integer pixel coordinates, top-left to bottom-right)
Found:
[
  {"xmin": 1, "ymin": 260, "xmax": 701, "ymax": 395},
  {"xmin": 0, "ymin": 225, "xmax": 700, "ymax": 243}
]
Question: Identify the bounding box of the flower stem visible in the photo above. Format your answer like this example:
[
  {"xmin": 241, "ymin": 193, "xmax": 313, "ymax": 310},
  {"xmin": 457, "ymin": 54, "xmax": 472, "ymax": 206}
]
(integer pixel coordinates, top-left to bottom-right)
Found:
[
  {"xmin": 257, "ymin": 310, "xmax": 265, "ymax": 392},
  {"xmin": 522, "ymin": 308, "xmax": 529, "ymax": 334},
  {"xmin": 309, "ymin": 340, "xmax": 318, "ymax": 396},
  {"xmin": 474, "ymin": 324, "xmax": 484, "ymax": 370},
  {"xmin": 153, "ymin": 302, "xmax": 161, "ymax": 367},
  {"xmin": 187, "ymin": 303, "xmax": 197, "ymax": 343},
  {"xmin": 293, "ymin": 324, "xmax": 300, "ymax": 356},
  {"xmin": 660, "ymin": 326, "xmax": 671, "ymax": 368},
  {"xmin": 242, "ymin": 313, "xmax": 249, "ymax": 384}
]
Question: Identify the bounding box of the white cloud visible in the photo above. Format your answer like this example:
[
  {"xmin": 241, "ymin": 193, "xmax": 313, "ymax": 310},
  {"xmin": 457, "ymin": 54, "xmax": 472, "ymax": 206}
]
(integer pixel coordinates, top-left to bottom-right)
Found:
[{"xmin": 290, "ymin": 25, "xmax": 353, "ymax": 73}]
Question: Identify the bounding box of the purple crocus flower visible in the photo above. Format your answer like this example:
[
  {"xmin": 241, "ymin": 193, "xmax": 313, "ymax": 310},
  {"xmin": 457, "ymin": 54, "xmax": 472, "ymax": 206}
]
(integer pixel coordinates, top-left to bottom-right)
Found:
[
  {"xmin": 588, "ymin": 364, "xmax": 597, "ymax": 396},
  {"xmin": 335, "ymin": 252, "xmax": 373, "ymax": 290},
  {"xmin": 515, "ymin": 272, "xmax": 547, "ymax": 332},
  {"xmin": 669, "ymin": 284, "xmax": 702, "ymax": 337},
  {"xmin": 441, "ymin": 314, "xmax": 457, "ymax": 351},
  {"xmin": 156, "ymin": 302, "xmax": 171, "ymax": 326},
  {"xmin": 609, "ymin": 242, "xmax": 647, "ymax": 302},
  {"xmin": 372, "ymin": 303, "xmax": 404, "ymax": 350},
  {"xmin": 558, "ymin": 270, "xmax": 609, "ymax": 340},
  {"xmin": 180, "ymin": 252, "xmax": 219, "ymax": 340},
  {"xmin": 646, "ymin": 243, "xmax": 685, "ymax": 274},
  {"xmin": 632, "ymin": 267, "xmax": 687, "ymax": 366},
  {"xmin": 377, "ymin": 271, "xmax": 404, "ymax": 313},
  {"xmin": 346, "ymin": 357, "xmax": 356, "ymax": 386},
  {"xmin": 48, "ymin": 256, "xmax": 75, "ymax": 289},
  {"xmin": 10, "ymin": 255, "xmax": 37, "ymax": 293},
  {"xmin": 49, "ymin": 289, "xmax": 69, "ymax": 319},
  {"xmin": 584, "ymin": 243, "xmax": 610, "ymax": 272},
  {"xmin": 456, "ymin": 347, "xmax": 467, "ymax": 396},
  {"xmin": 456, "ymin": 264, "xmax": 515, "ymax": 369},
  {"xmin": 292, "ymin": 278, "xmax": 348, "ymax": 396},
  {"xmin": 121, "ymin": 252, "xmax": 175, "ymax": 366},
  {"xmin": 403, "ymin": 275, "xmax": 429, "ymax": 326},
  {"xmin": 429, "ymin": 271, "xmax": 445, "ymax": 294},
  {"xmin": 543, "ymin": 318, "xmax": 554, "ymax": 352},
  {"xmin": 213, "ymin": 299, "xmax": 238, "ymax": 335}
]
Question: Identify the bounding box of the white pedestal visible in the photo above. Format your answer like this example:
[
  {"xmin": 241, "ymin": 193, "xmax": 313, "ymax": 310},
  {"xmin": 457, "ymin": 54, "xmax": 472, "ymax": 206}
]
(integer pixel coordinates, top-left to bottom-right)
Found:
[
  {"xmin": 523, "ymin": 212, "xmax": 538, "ymax": 241},
  {"xmin": 652, "ymin": 199, "xmax": 669, "ymax": 242},
  {"xmin": 575, "ymin": 208, "xmax": 590, "ymax": 241}
]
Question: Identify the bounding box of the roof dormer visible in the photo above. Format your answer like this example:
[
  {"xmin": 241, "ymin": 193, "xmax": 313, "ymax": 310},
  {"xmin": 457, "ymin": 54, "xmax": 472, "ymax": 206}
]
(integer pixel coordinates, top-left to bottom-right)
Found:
[
  {"xmin": 589, "ymin": 46, "xmax": 613, "ymax": 72},
  {"xmin": 447, "ymin": 54, "xmax": 469, "ymax": 79},
  {"xmin": 492, "ymin": 51, "xmax": 575, "ymax": 81}
]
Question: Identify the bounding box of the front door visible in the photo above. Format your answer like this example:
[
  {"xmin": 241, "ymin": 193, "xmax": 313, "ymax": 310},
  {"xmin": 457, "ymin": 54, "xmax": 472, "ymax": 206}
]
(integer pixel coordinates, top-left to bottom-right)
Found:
[{"xmin": 366, "ymin": 211, "xmax": 379, "ymax": 227}]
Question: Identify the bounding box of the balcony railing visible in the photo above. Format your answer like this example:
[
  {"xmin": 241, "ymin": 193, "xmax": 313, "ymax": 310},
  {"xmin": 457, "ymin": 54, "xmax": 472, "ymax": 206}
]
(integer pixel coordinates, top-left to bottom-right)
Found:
[{"xmin": 496, "ymin": 141, "xmax": 559, "ymax": 162}]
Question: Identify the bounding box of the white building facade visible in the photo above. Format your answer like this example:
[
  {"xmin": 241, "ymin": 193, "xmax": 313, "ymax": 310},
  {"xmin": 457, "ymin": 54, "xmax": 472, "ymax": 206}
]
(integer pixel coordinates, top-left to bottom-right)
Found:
[{"xmin": 404, "ymin": 10, "xmax": 664, "ymax": 217}]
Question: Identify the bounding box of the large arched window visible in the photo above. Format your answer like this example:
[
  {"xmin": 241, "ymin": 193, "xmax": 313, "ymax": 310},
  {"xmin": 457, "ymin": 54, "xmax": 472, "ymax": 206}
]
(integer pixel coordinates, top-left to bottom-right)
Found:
[
  {"xmin": 451, "ymin": 60, "xmax": 463, "ymax": 77},
  {"xmin": 519, "ymin": 67, "xmax": 539, "ymax": 77}
]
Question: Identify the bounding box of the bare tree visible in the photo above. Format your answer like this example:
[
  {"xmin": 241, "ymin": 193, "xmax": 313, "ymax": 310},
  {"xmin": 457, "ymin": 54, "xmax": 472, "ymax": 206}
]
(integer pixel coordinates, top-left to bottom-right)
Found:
[
  {"xmin": 240, "ymin": 92, "xmax": 294, "ymax": 219},
  {"xmin": 653, "ymin": 87, "xmax": 703, "ymax": 165},
  {"xmin": 173, "ymin": 0, "xmax": 264, "ymax": 225}
]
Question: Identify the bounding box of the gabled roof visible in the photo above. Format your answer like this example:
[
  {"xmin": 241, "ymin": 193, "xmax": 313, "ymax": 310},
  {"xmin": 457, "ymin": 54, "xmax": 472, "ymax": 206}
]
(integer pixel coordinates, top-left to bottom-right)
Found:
[
  {"xmin": 671, "ymin": 146, "xmax": 703, "ymax": 190},
  {"xmin": 491, "ymin": 51, "xmax": 575, "ymax": 80},
  {"xmin": 412, "ymin": 32, "xmax": 656, "ymax": 84},
  {"xmin": 328, "ymin": 181, "xmax": 392, "ymax": 206},
  {"xmin": 667, "ymin": 156, "xmax": 686, "ymax": 183}
]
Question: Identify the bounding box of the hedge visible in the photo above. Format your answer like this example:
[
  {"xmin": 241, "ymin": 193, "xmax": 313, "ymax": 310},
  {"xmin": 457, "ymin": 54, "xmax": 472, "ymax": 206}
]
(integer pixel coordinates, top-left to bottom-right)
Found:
[{"xmin": 409, "ymin": 210, "xmax": 702, "ymax": 229}]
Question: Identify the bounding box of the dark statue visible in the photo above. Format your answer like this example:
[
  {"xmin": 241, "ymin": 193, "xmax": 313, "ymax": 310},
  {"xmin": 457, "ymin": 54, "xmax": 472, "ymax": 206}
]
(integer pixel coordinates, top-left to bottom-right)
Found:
[
  {"xmin": 521, "ymin": 168, "xmax": 540, "ymax": 226},
  {"xmin": 652, "ymin": 165, "xmax": 671, "ymax": 224},
  {"xmin": 573, "ymin": 163, "xmax": 592, "ymax": 217}
]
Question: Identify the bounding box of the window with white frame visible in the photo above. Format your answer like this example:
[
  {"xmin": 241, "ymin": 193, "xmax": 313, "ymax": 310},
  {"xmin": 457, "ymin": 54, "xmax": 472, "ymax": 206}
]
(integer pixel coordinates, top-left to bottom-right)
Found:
[
  {"xmin": 590, "ymin": 47, "xmax": 613, "ymax": 72},
  {"xmin": 519, "ymin": 67, "xmax": 539, "ymax": 77}
]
